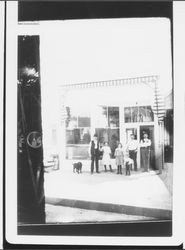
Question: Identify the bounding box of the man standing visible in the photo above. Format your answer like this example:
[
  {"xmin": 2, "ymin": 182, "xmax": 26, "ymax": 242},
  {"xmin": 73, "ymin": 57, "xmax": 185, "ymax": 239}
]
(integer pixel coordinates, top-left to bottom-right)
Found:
[
  {"xmin": 140, "ymin": 133, "xmax": 151, "ymax": 172},
  {"xmin": 126, "ymin": 134, "xmax": 138, "ymax": 171},
  {"xmin": 89, "ymin": 134, "xmax": 101, "ymax": 174}
]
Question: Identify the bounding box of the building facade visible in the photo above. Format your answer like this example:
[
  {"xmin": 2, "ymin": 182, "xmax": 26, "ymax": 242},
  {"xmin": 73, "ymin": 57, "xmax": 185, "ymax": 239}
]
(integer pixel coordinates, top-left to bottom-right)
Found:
[{"xmin": 46, "ymin": 75, "xmax": 166, "ymax": 171}]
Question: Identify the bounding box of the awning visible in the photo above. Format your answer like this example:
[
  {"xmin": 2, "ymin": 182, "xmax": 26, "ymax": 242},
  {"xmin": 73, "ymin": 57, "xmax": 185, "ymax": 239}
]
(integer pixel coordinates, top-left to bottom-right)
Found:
[{"xmin": 59, "ymin": 75, "xmax": 166, "ymax": 123}]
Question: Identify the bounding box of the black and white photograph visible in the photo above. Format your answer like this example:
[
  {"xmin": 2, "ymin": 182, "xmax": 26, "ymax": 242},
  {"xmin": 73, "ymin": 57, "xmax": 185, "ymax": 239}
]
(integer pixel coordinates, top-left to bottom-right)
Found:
[
  {"xmin": 17, "ymin": 0, "xmax": 173, "ymax": 231},
  {"xmin": 3, "ymin": 0, "xmax": 185, "ymax": 248}
]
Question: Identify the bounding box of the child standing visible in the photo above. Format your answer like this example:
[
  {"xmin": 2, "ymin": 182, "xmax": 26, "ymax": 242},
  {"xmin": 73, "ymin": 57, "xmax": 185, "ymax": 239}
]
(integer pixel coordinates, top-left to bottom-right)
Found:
[
  {"xmin": 124, "ymin": 150, "xmax": 133, "ymax": 176},
  {"xmin": 102, "ymin": 142, "xmax": 112, "ymax": 172},
  {"xmin": 114, "ymin": 143, "xmax": 124, "ymax": 174}
]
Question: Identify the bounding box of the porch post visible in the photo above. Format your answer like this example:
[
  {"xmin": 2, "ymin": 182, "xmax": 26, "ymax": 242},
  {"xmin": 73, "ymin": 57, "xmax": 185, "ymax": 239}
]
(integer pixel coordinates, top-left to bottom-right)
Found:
[{"xmin": 58, "ymin": 88, "xmax": 68, "ymax": 170}]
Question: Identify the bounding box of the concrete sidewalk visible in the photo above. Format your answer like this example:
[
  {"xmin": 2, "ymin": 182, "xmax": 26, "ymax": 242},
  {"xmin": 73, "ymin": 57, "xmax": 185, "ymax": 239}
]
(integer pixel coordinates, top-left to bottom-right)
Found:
[
  {"xmin": 45, "ymin": 204, "xmax": 155, "ymax": 223},
  {"xmin": 44, "ymin": 167, "xmax": 172, "ymax": 220}
]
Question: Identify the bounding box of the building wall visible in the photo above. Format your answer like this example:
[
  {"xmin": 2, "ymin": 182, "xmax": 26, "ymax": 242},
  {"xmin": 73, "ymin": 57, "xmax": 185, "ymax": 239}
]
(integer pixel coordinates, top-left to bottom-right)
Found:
[{"xmin": 53, "ymin": 84, "xmax": 163, "ymax": 170}]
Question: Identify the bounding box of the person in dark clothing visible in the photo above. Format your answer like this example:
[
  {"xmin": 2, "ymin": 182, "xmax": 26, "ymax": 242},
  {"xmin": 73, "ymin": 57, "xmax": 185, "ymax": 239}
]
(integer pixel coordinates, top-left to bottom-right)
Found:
[
  {"xmin": 140, "ymin": 133, "xmax": 151, "ymax": 172},
  {"xmin": 89, "ymin": 134, "xmax": 101, "ymax": 174}
]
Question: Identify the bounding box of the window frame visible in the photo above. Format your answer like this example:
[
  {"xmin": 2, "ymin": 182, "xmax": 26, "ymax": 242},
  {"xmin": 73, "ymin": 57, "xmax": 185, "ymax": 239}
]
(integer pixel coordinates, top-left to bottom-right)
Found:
[{"xmin": 124, "ymin": 105, "xmax": 154, "ymax": 123}]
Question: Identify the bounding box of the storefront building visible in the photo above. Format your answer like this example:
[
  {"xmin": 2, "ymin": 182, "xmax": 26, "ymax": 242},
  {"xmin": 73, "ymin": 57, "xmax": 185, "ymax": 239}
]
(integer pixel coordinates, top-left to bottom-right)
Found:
[{"xmin": 53, "ymin": 75, "xmax": 165, "ymax": 171}]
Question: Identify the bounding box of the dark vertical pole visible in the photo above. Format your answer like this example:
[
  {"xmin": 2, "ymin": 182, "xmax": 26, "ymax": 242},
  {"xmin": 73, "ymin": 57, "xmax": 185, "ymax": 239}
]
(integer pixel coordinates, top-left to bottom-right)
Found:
[{"xmin": 18, "ymin": 36, "xmax": 45, "ymax": 224}]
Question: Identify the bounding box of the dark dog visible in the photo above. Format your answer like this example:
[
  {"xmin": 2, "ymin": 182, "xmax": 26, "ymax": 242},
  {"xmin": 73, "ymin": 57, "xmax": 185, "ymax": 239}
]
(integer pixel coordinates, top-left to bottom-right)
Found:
[{"xmin": 73, "ymin": 162, "xmax": 82, "ymax": 174}]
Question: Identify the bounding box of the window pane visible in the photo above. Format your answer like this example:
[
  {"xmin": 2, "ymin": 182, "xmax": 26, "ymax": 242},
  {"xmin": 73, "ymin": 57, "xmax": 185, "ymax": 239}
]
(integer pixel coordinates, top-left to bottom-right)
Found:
[
  {"xmin": 126, "ymin": 128, "xmax": 137, "ymax": 142},
  {"xmin": 66, "ymin": 128, "xmax": 91, "ymax": 144},
  {"xmin": 94, "ymin": 106, "xmax": 108, "ymax": 127},
  {"xmin": 66, "ymin": 145, "xmax": 89, "ymax": 160},
  {"xmin": 95, "ymin": 128, "xmax": 108, "ymax": 145},
  {"xmin": 77, "ymin": 106, "xmax": 91, "ymax": 127},
  {"xmin": 145, "ymin": 106, "xmax": 154, "ymax": 122},
  {"xmin": 131, "ymin": 107, "xmax": 139, "ymax": 122},
  {"xmin": 108, "ymin": 129, "xmax": 120, "ymax": 157},
  {"xmin": 78, "ymin": 117, "xmax": 90, "ymax": 127},
  {"xmin": 65, "ymin": 107, "xmax": 78, "ymax": 129},
  {"xmin": 95, "ymin": 128, "xmax": 119, "ymax": 157},
  {"xmin": 108, "ymin": 107, "xmax": 119, "ymax": 128},
  {"xmin": 139, "ymin": 106, "xmax": 154, "ymax": 122},
  {"xmin": 124, "ymin": 107, "xmax": 131, "ymax": 123},
  {"xmin": 66, "ymin": 129, "xmax": 78, "ymax": 144},
  {"xmin": 139, "ymin": 106, "xmax": 146, "ymax": 122},
  {"xmin": 125, "ymin": 106, "xmax": 154, "ymax": 123},
  {"xmin": 80, "ymin": 128, "xmax": 91, "ymax": 144}
]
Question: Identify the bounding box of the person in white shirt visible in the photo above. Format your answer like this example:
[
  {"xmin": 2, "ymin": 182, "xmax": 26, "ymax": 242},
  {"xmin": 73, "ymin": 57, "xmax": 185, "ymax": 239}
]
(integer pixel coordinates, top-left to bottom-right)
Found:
[
  {"xmin": 126, "ymin": 134, "xmax": 138, "ymax": 171},
  {"xmin": 140, "ymin": 133, "xmax": 152, "ymax": 172}
]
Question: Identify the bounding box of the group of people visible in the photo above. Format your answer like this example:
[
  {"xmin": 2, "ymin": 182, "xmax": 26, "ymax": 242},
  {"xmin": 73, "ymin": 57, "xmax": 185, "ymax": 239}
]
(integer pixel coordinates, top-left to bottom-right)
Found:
[{"xmin": 89, "ymin": 133, "xmax": 151, "ymax": 175}]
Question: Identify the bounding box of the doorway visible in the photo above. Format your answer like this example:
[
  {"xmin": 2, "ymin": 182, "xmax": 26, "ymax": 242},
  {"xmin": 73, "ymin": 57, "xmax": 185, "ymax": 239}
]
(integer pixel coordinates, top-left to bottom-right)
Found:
[
  {"xmin": 125, "ymin": 124, "xmax": 155, "ymax": 170},
  {"xmin": 140, "ymin": 125, "xmax": 155, "ymax": 170}
]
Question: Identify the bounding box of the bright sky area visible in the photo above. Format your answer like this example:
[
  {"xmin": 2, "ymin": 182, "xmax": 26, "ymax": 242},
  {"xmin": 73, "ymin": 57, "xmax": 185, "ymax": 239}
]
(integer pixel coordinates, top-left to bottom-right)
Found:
[{"xmin": 39, "ymin": 17, "xmax": 172, "ymax": 135}]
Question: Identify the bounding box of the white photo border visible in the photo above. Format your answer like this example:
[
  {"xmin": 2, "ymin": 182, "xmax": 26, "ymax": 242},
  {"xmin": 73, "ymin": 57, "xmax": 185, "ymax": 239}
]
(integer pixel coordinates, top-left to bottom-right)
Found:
[{"xmin": 4, "ymin": 1, "xmax": 185, "ymax": 247}]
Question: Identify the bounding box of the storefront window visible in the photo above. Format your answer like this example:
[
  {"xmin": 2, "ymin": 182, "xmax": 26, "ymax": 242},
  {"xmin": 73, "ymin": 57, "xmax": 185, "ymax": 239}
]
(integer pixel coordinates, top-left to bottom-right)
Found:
[
  {"xmin": 93, "ymin": 106, "xmax": 108, "ymax": 128},
  {"xmin": 124, "ymin": 107, "xmax": 132, "ymax": 123},
  {"xmin": 124, "ymin": 106, "xmax": 154, "ymax": 123},
  {"xmin": 126, "ymin": 128, "xmax": 137, "ymax": 142},
  {"xmin": 65, "ymin": 107, "xmax": 78, "ymax": 129},
  {"xmin": 95, "ymin": 128, "xmax": 119, "ymax": 157},
  {"xmin": 144, "ymin": 106, "xmax": 154, "ymax": 122},
  {"xmin": 95, "ymin": 128, "xmax": 108, "ymax": 144},
  {"xmin": 131, "ymin": 107, "xmax": 139, "ymax": 122},
  {"xmin": 66, "ymin": 128, "xmax": 91, "ymax": 144},
  {"xmin": 78, "ymin": 117, "xmax": 90, "ymax": 127},
  {"xmin": 66, "ymin": 106, "xmax": 91, "ymax": 128},
  {"xmin": 65, "ymin": 106, "xmax": 91, "ymax": 159},
  {"xmin": 108, "ymin": 128, "xmax": 120, "ymax": 157},
  {"xmin": 65, "ymin": 105, "xmax": 119, "ymax": 159}
]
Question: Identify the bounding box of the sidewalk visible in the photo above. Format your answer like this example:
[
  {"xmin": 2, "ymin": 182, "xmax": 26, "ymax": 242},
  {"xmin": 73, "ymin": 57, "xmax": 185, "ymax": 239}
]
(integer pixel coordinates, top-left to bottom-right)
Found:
[
  {"xmin": 44, "ymin": 165, "xmax": 172, "ymax": 221},
  {"xmin": 45, "ymin": 204, "xmax": 155, "ymax": 223}
]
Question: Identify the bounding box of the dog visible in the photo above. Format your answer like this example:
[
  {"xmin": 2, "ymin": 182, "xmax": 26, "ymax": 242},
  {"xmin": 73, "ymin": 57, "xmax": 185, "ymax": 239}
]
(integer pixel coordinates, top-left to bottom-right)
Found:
[
  {"xmin": 73, "ymin": 162, "xmax": 82, "ymax": 174},
  {"xmin": 124, "ymin": 157, "xmax": 134, "ymax": 176}
]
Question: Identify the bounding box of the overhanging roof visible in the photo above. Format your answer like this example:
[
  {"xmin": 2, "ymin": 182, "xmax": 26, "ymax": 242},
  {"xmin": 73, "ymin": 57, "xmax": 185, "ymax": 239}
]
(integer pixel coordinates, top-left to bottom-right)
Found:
[{"xmin": 58, "ymin": 75, "xmax": 159, "ymax": 90}]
